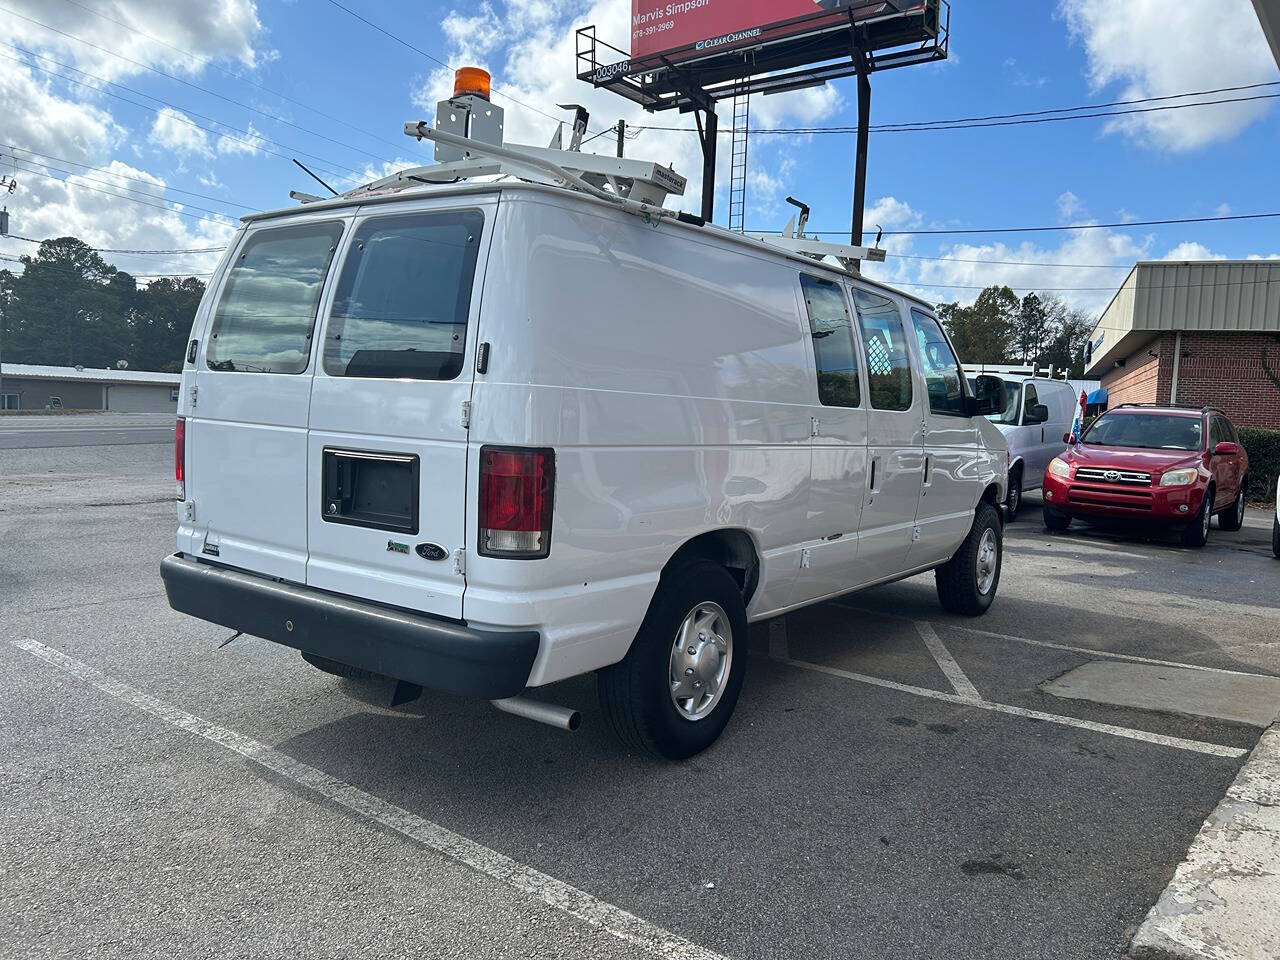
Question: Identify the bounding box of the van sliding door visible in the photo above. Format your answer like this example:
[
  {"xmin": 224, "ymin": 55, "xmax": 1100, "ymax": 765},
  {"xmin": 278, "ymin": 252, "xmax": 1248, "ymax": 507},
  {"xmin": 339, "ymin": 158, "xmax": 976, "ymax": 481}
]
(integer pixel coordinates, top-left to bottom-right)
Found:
[{"xmin": 305, "ymin": 199, "xmax": 495, "ymax": 621}]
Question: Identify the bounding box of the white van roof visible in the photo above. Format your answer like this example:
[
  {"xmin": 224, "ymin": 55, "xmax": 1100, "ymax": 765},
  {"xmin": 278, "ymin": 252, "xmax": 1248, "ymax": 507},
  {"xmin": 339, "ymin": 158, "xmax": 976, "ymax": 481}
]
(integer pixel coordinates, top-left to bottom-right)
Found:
[{"xmin": 240, "ymin": 180, "xmax": 936, "ymax": 313}]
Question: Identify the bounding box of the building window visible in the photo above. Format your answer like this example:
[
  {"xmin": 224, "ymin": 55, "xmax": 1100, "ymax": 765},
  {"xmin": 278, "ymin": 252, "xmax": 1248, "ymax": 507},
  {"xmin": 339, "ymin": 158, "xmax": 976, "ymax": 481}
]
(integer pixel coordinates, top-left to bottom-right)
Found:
[
  {"xmin": 170, "ymin": 388, "xmax": 180, "ymax": 402},
  {"xmin": 1, "ymin": 393, "xmax": 19, "ymax": 411}
]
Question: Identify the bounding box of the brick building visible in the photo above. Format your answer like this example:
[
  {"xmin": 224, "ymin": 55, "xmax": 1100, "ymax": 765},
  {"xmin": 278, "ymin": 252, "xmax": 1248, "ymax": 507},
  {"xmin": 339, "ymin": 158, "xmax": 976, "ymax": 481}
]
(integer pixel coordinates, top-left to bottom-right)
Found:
[{"xmin": 1085, "ymin": 260, "xmax": 1280, "ymax": 429}]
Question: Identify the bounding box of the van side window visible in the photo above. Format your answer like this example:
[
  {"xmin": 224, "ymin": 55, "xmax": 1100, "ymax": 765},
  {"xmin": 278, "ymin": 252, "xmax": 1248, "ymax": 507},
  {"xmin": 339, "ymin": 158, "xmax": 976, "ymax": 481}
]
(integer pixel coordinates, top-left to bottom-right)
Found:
[
  {"xmin": 909, "ymin": 309, "xmax": 967, "ymax": 417},
  {"xmin": 324, "ymin": 210, "xmax": 484, "ymax": 381},
  {"xmin": 207, "ymin": 221, "xmax": 344, "ymax": 374},
  {"xmin": 853, "ymin": 290, "xmax": 913, "ymax": 411},
  {"xmin": 800, "ymin": 275, "xmax": 861, "ymax": 408}
]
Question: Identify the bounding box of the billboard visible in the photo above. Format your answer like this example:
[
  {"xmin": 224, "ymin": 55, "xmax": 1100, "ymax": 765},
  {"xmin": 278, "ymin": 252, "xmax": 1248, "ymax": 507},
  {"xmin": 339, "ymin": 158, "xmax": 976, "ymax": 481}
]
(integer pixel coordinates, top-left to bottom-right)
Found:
[{"xmin": 630, "ymin": 0, "xmax": 925, "ymax": 63}]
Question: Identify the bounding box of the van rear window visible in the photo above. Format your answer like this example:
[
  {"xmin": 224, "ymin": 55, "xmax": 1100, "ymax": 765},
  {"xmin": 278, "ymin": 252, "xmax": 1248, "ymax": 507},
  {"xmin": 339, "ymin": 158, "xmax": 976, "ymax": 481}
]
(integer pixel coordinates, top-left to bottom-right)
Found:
[
  {"xmin": 323, "ymin": 210, "xmax": 484, "ymax": 381},
  {"xmin": 207, "ymin": 222, "xmax": 344, "ymax": 375}
]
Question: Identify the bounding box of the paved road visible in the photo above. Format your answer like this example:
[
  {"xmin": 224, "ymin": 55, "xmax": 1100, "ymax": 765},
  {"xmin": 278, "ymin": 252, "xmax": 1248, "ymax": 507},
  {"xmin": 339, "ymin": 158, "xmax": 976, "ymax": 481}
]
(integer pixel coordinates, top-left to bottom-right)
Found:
[
  {"xmin": 0, "ymin": 414, "xmax": 175, "ymax": 449},
  {"xmin": 3, "ymin": 442, "xmax": 1278, "ymax": 960}
]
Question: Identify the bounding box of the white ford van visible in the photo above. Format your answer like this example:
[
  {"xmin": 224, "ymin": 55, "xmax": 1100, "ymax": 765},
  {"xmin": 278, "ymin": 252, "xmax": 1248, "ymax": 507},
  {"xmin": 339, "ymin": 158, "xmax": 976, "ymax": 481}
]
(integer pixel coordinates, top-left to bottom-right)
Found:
[
  {"xmin": 974, "ymin": 376, "xmax": 1079, "ymax": 520},
  {"xmin": 162, "ymin": 91, "xmax": 1010, "ymax": 759}
]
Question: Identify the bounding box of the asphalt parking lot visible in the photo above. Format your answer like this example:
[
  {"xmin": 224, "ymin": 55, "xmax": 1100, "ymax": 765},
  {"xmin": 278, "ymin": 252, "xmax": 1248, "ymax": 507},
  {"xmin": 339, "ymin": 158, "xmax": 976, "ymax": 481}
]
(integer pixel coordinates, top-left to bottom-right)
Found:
[{"xmin": 3, "ymin": 421, "xmax": 1278, "ymax": 960}]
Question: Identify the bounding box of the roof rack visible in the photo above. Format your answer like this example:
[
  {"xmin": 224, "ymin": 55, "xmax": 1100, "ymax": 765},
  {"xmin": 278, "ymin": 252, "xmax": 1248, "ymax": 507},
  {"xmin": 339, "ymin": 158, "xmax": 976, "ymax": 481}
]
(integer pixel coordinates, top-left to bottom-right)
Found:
[{"xmin": 1112, "ymin": 403, "xmax": 1224, "ymax": 415}]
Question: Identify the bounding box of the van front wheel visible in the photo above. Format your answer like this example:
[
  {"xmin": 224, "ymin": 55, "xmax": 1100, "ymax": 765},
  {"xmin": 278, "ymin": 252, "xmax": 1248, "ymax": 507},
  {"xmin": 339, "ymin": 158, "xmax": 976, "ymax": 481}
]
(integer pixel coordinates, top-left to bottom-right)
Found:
[
  {"xmin": 935, "ymin": 502, "xmax": 1003, "ymax": 616},
  {"xmin": 598, "ymin": 560, "xmax": 748, "ymax": 760}
]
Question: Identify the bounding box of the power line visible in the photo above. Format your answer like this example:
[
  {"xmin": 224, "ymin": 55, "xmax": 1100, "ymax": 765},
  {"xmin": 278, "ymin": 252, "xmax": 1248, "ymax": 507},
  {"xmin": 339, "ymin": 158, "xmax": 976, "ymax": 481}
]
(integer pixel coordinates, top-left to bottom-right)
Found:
[
  {"xmin": 0, "ymin": 3, "xmax": 400, "ymax": 169},
  {"xmin": 322, "ymin": 0, "xmax": 606, "ymax": 138},
  {"xmin": 0, "ymin": 45, "xmax": 365, "ymax": 182},
  {"xmin": 9, "ymin": 156, "xmax": 236, "ymax": 221},
  {"xmin": 895, "ymin": 253, "xmax": 1130, "ymax": 269},
  {"xmin": 55, "ymin": 0, "xmax": 410, "ymax": 155},
  {"xmin": 633, "ymin": 80, "xmax": 1280, "ymax": 135},
  {"xmin": 7, "ymin": 146, "xmax": 257, "ymax": 211},
  {"xmin": 884, "ymin": 274, "xmax": 1280, "ymax": 294},
  {"xmin": 0, "ymin": 253, "xmax": 210, "ymax": 279},
  {"xmin": 11, "ymin": 163, "xmax": 233, "ymax": 228},
  {"xmin": 5, "ymin": 234, "xmax": 224, "ymax": 254},
  {"xmin": 753, "ymin": 210, "xmax": 1280, "ymax": 237}
]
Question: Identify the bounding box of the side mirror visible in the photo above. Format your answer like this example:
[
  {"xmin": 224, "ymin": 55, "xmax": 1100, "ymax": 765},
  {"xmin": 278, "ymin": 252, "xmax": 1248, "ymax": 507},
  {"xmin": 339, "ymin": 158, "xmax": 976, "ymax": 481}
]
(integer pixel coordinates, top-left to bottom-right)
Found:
[
  {"xmin": 971, "ymin": 374, "xmax": 1007, "ymax": 417},
  {"xmin": 1213, "ymin": 441, "xmax": 1240, "ymax": 457},
  {"xmin": 1063, "ymin": 432, "xmax": 1075, "ymax": 445},
  {"xmin": 1026, "ymin": 403, "xmax": 1050, "ymax": 425}
]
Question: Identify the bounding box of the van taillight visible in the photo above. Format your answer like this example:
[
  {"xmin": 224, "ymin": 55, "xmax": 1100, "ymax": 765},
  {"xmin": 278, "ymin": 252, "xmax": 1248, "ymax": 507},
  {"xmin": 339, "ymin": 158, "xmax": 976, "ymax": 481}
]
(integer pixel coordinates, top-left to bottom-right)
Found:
[
  {"xmin": 479, "ymin": 446, "xmax": 554, "ymax": 559},
  {"xmin": 175, "ymin": 417, "xmax": 186, "ymax": 500}
]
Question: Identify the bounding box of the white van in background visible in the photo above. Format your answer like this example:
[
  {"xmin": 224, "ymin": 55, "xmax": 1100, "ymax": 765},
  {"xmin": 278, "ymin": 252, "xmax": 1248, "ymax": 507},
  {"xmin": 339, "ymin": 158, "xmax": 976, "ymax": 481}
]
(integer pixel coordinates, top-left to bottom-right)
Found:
[
  {"xmin": 161, "ymin": 77, "xmax": 1012, "ymax": 759},
  {"xmin": 977, "ymin": 376, "xmax": 1078, "ymax": 520}
]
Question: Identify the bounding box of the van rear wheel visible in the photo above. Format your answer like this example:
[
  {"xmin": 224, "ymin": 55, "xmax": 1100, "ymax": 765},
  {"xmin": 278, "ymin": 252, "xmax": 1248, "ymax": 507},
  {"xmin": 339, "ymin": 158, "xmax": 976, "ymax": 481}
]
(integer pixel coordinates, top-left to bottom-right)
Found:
[
  {"xmin": 598, "ymin": 560, "xmax": 748, "ymax": 760},
  {"xmin": 935, "ymin": 502, "xmax": 1003, "ymax": 616}
]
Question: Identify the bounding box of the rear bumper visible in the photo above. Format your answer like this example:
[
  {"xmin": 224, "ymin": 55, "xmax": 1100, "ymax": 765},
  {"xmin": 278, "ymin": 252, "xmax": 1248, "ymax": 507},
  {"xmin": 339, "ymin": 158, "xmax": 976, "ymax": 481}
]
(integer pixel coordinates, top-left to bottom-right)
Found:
[
  {"xmin": 160, "ymin": 553, "xmax": 538, "ymax": 699},
  {"xmin": 1042, "ymin": 473, "xmax": 1206, "ymax": 521}
]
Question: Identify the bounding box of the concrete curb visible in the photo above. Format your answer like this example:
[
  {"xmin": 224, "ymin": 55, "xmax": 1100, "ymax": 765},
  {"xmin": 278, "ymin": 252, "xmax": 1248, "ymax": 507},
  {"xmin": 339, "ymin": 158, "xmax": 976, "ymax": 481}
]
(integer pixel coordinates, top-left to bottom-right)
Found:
[{"xmin": 1129, "ymin": 722, "xmax": 1280, "ymax": 960}]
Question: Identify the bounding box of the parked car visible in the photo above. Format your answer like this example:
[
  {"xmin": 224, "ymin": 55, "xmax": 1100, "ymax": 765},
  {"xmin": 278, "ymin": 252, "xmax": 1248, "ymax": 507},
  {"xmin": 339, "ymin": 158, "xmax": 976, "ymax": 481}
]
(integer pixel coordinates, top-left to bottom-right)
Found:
[
  {"xmin": 1042, "ymin": 404, "xmax": 1249, "ymax": 548},
  {"xmin": 971, "ymin": 375, "xmax": 1078, "ymax": 521},
  {"xmin": 160, "ymin": 95, "xmax": 1014, "ymax": 759}
]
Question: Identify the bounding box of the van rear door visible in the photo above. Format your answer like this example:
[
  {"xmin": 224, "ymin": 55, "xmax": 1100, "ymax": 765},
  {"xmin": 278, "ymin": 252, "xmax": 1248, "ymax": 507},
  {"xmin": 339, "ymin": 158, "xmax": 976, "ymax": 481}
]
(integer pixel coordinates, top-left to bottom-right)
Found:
[
  {"xmin": 305, "ymin": 200, "xmax": 493, "ymax": 620},
  {"xmin": 188, "ymin": 216, "xmax": 348, "ymax": 582}
]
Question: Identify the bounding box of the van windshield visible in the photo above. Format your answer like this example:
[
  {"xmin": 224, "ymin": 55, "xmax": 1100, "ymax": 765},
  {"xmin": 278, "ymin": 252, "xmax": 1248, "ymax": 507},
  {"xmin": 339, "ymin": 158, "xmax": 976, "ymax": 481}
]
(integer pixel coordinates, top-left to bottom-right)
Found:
[
  {"xmin": 324, "ymin": 210, "xmax": 484, "ymax": 381},
  {"xmin": 1082, "ymin": 413, "xmax": 1203, "ymax": 451}
]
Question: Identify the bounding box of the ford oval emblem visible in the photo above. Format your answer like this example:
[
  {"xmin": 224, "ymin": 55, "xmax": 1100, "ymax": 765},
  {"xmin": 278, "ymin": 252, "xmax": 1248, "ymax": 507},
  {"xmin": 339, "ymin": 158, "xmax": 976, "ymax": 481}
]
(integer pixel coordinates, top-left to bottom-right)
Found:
[{"xmin": 416, "ymin": 543, "xmax": 448, "ymax": 562}]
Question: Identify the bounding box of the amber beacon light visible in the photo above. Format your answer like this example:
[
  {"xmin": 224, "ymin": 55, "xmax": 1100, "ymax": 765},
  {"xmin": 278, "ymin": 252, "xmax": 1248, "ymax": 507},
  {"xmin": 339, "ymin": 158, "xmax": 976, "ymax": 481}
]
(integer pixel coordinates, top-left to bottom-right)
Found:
[{"xmin": 454, "ymin": 67, "xmax": 492, "ymax": 101}]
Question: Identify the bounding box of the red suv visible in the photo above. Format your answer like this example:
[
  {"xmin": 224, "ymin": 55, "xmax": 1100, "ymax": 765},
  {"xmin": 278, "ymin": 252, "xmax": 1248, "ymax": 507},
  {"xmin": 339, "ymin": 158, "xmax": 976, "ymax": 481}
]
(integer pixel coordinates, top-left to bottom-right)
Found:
[{"xmin": 1041, "ymin": 405, "xmax": 1249, "ymax": 547}]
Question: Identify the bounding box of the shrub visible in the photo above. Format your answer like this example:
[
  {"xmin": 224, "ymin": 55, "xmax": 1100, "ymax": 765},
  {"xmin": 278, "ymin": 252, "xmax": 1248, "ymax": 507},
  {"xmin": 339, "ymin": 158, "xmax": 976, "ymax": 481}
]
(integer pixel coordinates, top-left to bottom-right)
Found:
[{"xmin": 1240, "ymin": 427, "xmax": 1280, "ymax": 502}]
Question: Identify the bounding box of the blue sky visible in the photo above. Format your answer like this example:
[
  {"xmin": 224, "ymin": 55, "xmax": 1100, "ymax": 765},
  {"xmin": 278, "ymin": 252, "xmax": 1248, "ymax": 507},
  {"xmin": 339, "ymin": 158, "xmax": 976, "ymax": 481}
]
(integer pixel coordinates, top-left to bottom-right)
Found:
[{"xmin": 1, "ymin": 0, "xmax": 1276, "ymax": 315}]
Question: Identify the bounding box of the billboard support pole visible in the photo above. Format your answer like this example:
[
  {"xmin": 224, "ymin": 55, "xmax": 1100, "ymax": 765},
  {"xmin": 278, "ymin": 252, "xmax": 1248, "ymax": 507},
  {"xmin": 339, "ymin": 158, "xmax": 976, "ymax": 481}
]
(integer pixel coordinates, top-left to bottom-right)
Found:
[
  {"xmin": 850, "ymin": 48, "xmax": 872, "ymax": 266},
  {"xmin": 694, "ymin": 106, "xmax": 718, "ymax": 223}
]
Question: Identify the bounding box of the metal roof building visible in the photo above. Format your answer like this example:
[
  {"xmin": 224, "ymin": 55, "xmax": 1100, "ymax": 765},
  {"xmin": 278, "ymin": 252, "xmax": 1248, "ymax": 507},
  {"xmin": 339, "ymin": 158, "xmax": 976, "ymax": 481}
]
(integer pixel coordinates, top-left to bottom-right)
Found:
[
  {"xmin": 0, "ymin": 363, "xmax": 180, "ymax": 413},
  {"xmin": 1085, "ymin": 260, "xmax": 1280, "ymax": 428}
]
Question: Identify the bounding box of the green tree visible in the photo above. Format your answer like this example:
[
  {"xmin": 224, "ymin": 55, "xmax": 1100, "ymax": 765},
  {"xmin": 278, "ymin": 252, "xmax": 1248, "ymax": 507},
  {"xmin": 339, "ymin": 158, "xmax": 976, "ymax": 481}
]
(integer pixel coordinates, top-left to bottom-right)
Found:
[
  {"xmin": 1013, "ymin": 292, "xmax": 1051, "ymax": 364},
  {"xmin": 129, "ymin": 277, "xmax": 206, "ymax": 372},
  {"xmin": 1038, "ymin": 296, "xmax": 1094, "ymax": 375},
  {"xmin": 937, "ymin": 285, "xmax": 1019, "ymax": 363},
  {"xmin": 2, "ymin": 236, "xmax": 205, "ymax": 371}
]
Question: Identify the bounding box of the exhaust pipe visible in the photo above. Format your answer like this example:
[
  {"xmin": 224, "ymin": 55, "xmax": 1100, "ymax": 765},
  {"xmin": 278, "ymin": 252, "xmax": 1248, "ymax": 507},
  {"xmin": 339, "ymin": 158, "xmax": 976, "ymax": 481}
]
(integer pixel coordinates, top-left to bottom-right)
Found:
[{"xmin": 490, "ymin": 696, "xmax": 581, "ymax": 732}]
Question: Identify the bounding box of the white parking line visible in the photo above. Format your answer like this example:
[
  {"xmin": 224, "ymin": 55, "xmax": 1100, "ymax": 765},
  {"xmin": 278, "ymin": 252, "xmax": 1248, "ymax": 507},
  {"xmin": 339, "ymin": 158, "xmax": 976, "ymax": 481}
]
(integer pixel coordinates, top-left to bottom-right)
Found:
[
  {"xmin": 914, "ymin": 621, "xmax": 981, "ymax": 701},
  {"xmin": 762, "ymin": 651, "xmax": 1246, "ymax": 759},
  {"xmin": 10, "ymin": 638, "xmax": 729, "ymax": 960},
  {"xmin": 835, "ymin": 602, "xmax": 1277, "ymax": 680}
]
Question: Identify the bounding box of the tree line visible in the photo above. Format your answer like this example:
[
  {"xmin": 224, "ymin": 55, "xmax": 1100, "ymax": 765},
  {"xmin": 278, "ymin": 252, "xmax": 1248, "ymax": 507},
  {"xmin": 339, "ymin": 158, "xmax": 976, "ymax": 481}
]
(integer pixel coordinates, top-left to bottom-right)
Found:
[
  {"xmin": 1, "ymin": 235, "xmax": 1096, "ymax": 376},
  {"xmin": 937, "ymin": 287, "xmax": 1095, "ymax": 374},
  {"xmin": 0, "ymin": 237, "xmax": 206, "ymax": 373}
]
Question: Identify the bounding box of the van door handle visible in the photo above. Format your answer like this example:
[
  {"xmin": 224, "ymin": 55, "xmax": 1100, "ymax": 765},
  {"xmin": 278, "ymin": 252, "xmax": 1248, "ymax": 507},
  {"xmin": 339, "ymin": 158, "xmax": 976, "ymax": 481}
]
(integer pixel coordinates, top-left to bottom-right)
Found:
[{"xmin": 922, "ymin": 455, "xmax": 931, "ymax": 486}]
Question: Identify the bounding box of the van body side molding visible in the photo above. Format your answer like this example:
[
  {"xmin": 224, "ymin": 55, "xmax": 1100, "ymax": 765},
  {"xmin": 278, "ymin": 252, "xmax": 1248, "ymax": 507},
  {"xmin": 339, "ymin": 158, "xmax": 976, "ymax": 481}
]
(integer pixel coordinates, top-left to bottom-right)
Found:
[{"xmin": 160, "ymin": 554, "xmax": 538, "ymax": 699}]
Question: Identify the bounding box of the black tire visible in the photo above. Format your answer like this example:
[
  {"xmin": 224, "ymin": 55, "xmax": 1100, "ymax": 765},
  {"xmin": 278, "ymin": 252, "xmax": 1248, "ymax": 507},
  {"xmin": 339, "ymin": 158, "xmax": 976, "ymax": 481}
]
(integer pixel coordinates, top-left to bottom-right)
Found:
[
  {"xmin": 1043, "ymin": 505, "xmax": 1071, "ymax": 531},
  {"xmin": 1218, "ymin": 483, "xmax": 1246, "ymax": 532},
  {"xmin": 1005, "ymin": 467, "xmax": 1022, "ymax": 523},
  {"xmin": 598, "ymin": 560, "xmax": 748, "ymax": 760},
  {"xmin": 301, "ymin": 651, "xmax": 381, "ymax": 681},
  {"xmin": 1272, "ymin": 516, "xmax": 1280, "ymax": 559},
  {"xmin": 1182, "ymin": 486, "xmax": 1214, "ymax": 548},
  {"xmin": 935, "ymin": 501, "xmax": 1003, "ymax": 616}
]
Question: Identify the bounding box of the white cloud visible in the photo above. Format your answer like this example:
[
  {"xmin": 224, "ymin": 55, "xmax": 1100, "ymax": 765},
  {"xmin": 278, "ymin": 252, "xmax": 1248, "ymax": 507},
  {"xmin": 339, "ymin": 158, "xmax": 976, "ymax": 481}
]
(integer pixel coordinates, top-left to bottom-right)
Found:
[
  {"xmin": 149, "ymin": 108, "xmax": 212, "ymax": 157},
  {"xmin": 4, "ymin": 0, "xmax": 265, "ymax": 81},
  {"xmin": 1059, "ymin": 0, "xmax": 1276, "ymax": 150},
  {"xmin": 1161, "ymin": 242, "xmax": 1227, "ymax": 262},
  {"xmin": 1057, "ymin": 190, "xmax": 1083, "ymax": 220},
  {"xmin": 216, "ymin": 123, "xmax": 263, "ymax": 157}
]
